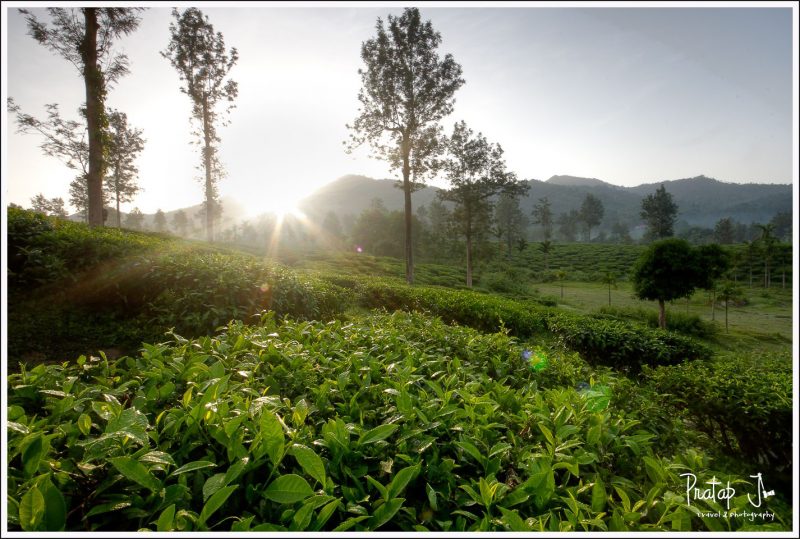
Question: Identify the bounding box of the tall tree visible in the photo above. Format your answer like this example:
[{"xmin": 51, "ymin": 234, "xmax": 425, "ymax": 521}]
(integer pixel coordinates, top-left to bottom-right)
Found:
[
  {"xmin": 346, "ymin": 7, "xmax": 464, "ymax": 284},
  {"xmin": 440, "ymin": 121, "xmax": 527, "ymax": 287},
  {"xmin": 163, "ymin": 8, "xmax": 238, "ymax": 243},
  {"xmin": 769, "ymin": 211, "xmax": 792, "ymax": 243},
  {"xmin": 20, "ymin": 8, "xmax": 143, "ymax": 227},
  {"xmin": 578, "ymin": 194, "xmax": 604, "ymax": 241},
  {"xmin": 531, "ymin": 197, "xmax": 554, "ymax": 241},
  {"xmin": 105, "ymin": 109, "xmax": 145, "ymax": 228},
  {"xmin": 494, "ymin": 191, "xmax": 529, "ymax": 258},
  {"xmin": 640, "ymin": 184, "xmax": 678, "ymax": 241},
  {"xmin": 632, "ymin": 238, "xmax": 702, "ymax": 329}
]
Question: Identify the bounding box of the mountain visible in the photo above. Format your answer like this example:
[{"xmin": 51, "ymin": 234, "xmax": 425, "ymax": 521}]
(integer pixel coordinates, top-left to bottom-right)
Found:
[
  {"xmin": 545, "ymin": 175, "xmax": 616, "ymax": 188},
  {"xmin": 298, "ymin": 174, "xmax": 792, "ymax": 232}
]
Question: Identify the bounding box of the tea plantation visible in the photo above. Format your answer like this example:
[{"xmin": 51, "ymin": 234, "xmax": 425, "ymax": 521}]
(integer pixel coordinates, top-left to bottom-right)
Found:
[{"xmin": 5, "ymin": 208, "xmax": 793, "ymax": 531}]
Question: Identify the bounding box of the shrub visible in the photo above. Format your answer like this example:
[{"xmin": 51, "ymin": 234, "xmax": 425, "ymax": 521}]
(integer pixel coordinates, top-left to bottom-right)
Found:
[
  {"xmin": 644, "ymin": 353, "xmax": 793, "ymax": 496},
  {"xmin": 594, "ymin": 306, "xmax": 717, "ymax": 339},
  {"xmin": 6, "ymin": 312, "xmax": 786, "ymax": 531}
]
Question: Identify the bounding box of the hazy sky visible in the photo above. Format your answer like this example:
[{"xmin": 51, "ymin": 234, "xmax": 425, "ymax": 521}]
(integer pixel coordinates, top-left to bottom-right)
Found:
[{"xmin": 2, "ymin": 3, "xmax": 796, "ymax": 216}]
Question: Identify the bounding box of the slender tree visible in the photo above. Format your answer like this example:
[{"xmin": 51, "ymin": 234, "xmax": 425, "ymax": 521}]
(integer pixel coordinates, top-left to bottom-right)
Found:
[
  {"xmin": 494, "ymin": 191, "xmax": 529, "ymax": 258},
  {"xmin": 579, "ymin": 194, "xmax": 604, "ymax": 241},
  {"xmin": 602, "ymin": 271, "xmax": 618, "ymax": 306},
  {"xmin": 717, "ymin": 280, "xmax": 743, "ymax": 333},
  {"xmin": 346, "ymin": 7, "xmax": 464, "ymax": 284},
  {"xmin": 696, "ymin": 243, "xmax": 730, "ymax": 321},
  {"xmin": 539, "ymin": 240, "xmax": 552, "ymax": 271},
  {"xmin": 105, "ymin": 109, "xmax": 145, "ymax": 228},
  {"xmin": 440, "ymin": 121, "xmax": 527, "ymax": 287},
  {"xmin": 531, "ymin": 197, "xmax": 554, "ymax": 241},
  {"xmin": 756, "ymin": 223, "xmax": 778, "ymax": 289},
  {"xmin": 640, "ymin": 184, "xmax": 678, "ymax": 241},
  {"xmin": 163, "ymin": 8, "xmax": 238, "ymax": 243},
  {"xmin": 555, "ymin": 270, "xmax": 567, "ymax": 299},
  {"xmin": 20, "ymin": 8, "xmax": 143, "ymax": 227}
]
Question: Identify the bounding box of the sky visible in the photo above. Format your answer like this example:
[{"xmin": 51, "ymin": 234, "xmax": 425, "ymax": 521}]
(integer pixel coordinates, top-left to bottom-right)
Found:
[{"xmin": 2, "ymin": 3, "xmax": 796, "ymax": 217}]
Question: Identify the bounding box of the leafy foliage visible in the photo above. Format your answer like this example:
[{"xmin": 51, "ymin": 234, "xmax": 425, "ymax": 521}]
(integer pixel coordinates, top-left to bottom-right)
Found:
[{"xmin": 6, "ymin": 312, "xmax": 786, "ymax": 531}]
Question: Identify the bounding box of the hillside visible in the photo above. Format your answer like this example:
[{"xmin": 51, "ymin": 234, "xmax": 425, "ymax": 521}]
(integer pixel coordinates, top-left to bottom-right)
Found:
[{"xmin": 297, "ymin": 174, "xmax": 791, "ymax": 232}]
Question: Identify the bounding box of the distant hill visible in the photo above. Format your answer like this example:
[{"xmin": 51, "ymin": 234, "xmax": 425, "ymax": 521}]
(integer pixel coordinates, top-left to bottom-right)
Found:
[
  {"xmin": 74, "ymin": 174, "xmax": 790, "ymax": 236},
  {"xmin": 298, "ymin": 174, "xmax": 792, "ymax": 232}
]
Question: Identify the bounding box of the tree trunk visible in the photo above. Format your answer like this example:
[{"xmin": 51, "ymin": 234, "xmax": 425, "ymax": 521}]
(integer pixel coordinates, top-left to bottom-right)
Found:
[
  {"xmin": 465, "ymin": 229, "xmax": 473, "ymax": 288},
  {"xmin": 710, "ymin": 288, "xmax": 715, "ymax": 321},
  {"xmin": 401, "ymin": 138, "xmax": 414, "ymax": 285},
  {"xmin": 782, "ymin": 270, "xmax": 785, "ymax": 289},
  {"xmin": 658, "ymin": 299, "xmax": 666, "ymax": 330},
  {"xmin": 115, "ymin": 165, "xmax": 121, "ymax": 228},
  {"xmin": 202, "ymin": 95, "xmax": 213, "ymax": 243},
  {"xmin": 749, "ymin": 268, "xmax": 752, "ymax": 288},
  {"xmin": 608, "ymin": 284, "xmax": 611, "ymax": 306},
  {"xmin": 83, "ymin": 8, "xmax": 104, "ymax": 228},
  {"xmin": 560, "ymin": 282, "xmax": 564, "ymax": 299},
  {"xmin": 725, "ymin": 301, "xmax": 729, "ymax": 333}
]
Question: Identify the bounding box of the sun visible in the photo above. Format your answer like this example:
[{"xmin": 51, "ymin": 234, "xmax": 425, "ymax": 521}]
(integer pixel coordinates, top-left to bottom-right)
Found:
[{"xmin": 241, "ymin": 186, "xmax": 306, "ymax": 219}]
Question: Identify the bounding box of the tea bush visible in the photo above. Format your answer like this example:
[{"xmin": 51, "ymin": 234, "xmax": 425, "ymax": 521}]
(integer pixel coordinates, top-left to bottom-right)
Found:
[
  {"xmin": 6, "ymin": 312, "xmax": 786, "ymax": 531},
  {"xmin": 644, "ymin": 352, "xmax": 793, "ymax": 497},
  {"xmin": 594, "ymin": 306, "xmax": 717, "ymax": 339}
]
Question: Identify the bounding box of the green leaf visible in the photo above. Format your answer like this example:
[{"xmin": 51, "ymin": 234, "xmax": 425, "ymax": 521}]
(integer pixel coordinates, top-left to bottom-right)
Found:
[
  {"xmin": 426, "ymin": 483, "xmax": 438, "ymax": 511},
  {"xmin": 22, "ymin": 436, "xmax": 43, "ymax": 477},
  {"xmin": 170, "ymin": 460, "xmax": 216, "ymax": 476},
  {"xmin": 366, "ymin": 475, "xmax": 389, "ymax": 501},
  {"xmin": 156, "ymin": 504, "xmax": 176, "ymax": 532},
  {"xmin": 111, "ymin": 456, "xmax": 162, "ymax": 492},
  {"xmin": 455, "ymin": 440, "xmax": 484, "ymax": 465},
  {"xmin": 387, "ymin": 464, "xmax": 420, "ymax": 500},
  {"xmin": 332, "ymin": 515, "xmax": 369, "ymax": 531},
  {"xmin": 139, "ymin": 451, "xmax": 176, "ymax": 467},
  {"xmin": 19, "ymin": 486, "xmax": 45, "ymax": 531},
  {"xmin": 263, "ymin": 474, "xmax": 313, "ymax": 504},
  {"xmin": 78, "ymin": 413, "xmax": 92, "ymax": 436},
  {"xmin": 499, "ymin": 506, "xmax": 529, "ymax": 531},
  {"xmin": 39, "ymin": 478, "xmax": 67, "ymax": 531},
  {"xmin": 203, "ymin": 473, "xmax": 228, "ymax": 502},
  {"xmin": 312, "ymin": 499, "xmax": 341, "ymax": 531},
  {"xmin": 231, "ymin": 515, "xmax": 255, "ymax": 531},
  {"xmin": 289, "ymin": 500, "xmax": 315, "ymax": 531},
  {"xmin": 358, "ymin": 423, "xmax": 398, "ymax": 445},
  {"xmin": 260, "ymin": 411, "xmax": 285, "ymax": 466},
  {"xmin": 591, "ymin": 475, "xmax": 607, "ymax": 513},
  {"xmin": 369, "ymin": 498, "xmax": 404, "ymax": 530},
  {"xmin": 538, "ymin": 424, "xmax": 555, "ymax": 447},
  {"xmin": 199, "ymin": 484, "xmax": 238, "ymax": 525},
  {"xmin": 290, "ymin": 444, "xmax": 326, "ymax": 486},
  {"xmin": 83, "ymin": 500, "xmax": 131, "ymax": 518}
]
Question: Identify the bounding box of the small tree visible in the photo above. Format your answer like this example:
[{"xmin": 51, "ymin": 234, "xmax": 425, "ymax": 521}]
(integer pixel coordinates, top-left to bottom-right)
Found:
[
  {"xmin": 555, "ymin": 269, "xmax": 567, "ymax": 299},
  {"xmin": 579, "ymin": 194, "xmax": 604, "ymax": 241},
  {"xmin": 696, "ymin": 243, "xmax": 730, "ymax": 321},
  {"xmin": 532, "ymin": 197, "xmax": 553, "ymax": 241},
  {"xmin": 494, "ymin": 191, "xmax": 529, "ymax": 259},
  {"xmin": 163, "ymin": 8, "xmax": 238, "ymax": 243},
  {"xmin": 153, "ymin": 209, "xmax": 167, "ymax": 232},
  {"xmin": 717, "ymin": 280, "xmax": 744, "ymax": 333},
  {"xmin": 632, "ymin": 238, "xmax": 702, "ymax": 329},
  {"xmin": 171, "ymin": 209, "xmax": 188, "ymax": 236},
  {"xmin": 756, "ymin": 223, "xmax": 777, "ymax": 289},
  {"xmin": 640, "ymin": 184, "xmax": 678, "ymax": 241},
  {"xmin": 346, "ymin": 7, "xmax": 464, "ymax": 284},
  {"xmin": 602, "ymin": 271, "xmax": 618, "ymax": 306},
  {"xmin": 557, "ymin": 209, "xmax": 580, "ymax": 242},
  {"xmin": 30, "ymin": 194, "xmax": 67, "ymax": 218},
  {"xmin": 714, "ymin": 217, "xmax": 735, "ymax": 244},
  {"xmin": 124, "ymin": 207, "xmax": 144, "ymax": 230},
  {"xmin": 440, "ymin": 121, "xmax": 527, "ymax": 287},
  {"xmin": 105, "ymin": 109, "xmax": 145, "ymax": 228},
  {"xmin": 539, "ymin": 240, "xmax": 552, "ymax": 271}
]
